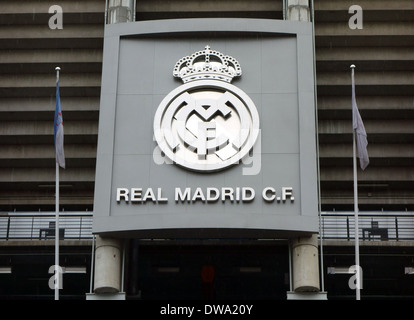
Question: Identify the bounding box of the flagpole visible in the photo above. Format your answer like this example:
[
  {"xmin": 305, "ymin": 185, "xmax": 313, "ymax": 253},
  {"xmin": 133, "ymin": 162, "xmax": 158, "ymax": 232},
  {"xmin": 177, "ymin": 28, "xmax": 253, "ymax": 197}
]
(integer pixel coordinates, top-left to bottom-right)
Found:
[
  {"xmin": 351, "ymin": 64, "xmax": 361, "ymax": 300},
  {"xmin": 55, "ymin": 66, "xmax": 60, "ymax": 301}
]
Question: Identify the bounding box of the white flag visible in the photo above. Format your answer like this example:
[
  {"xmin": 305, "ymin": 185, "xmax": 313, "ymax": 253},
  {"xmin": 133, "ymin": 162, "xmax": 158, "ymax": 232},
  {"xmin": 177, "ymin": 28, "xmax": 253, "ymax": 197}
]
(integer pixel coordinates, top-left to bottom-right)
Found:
[{"xmin": 351, "ymin": 67, "xmax": 369, "ymax": 170}]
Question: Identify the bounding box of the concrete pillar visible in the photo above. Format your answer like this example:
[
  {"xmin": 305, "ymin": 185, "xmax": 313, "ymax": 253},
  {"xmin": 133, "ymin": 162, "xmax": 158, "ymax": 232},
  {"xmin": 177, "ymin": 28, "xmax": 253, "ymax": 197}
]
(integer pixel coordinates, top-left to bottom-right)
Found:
[
  {"xmin": 285, "ymin": 0, "xmax": 322, "ymax": 298},
  {"xmin": 291, "ymin": 234, "xmax": 320, "ymax": 292},
  {"xmin": 287, "ymin": 0, "xmax": 310, "ymax": 22},
  {"xmin": 94, "ymin": 235, "xmax": 123, "ymax": 293},
  {"xmin": 107, "ymin": 0, "xmax": 135, "ymax": 24}
]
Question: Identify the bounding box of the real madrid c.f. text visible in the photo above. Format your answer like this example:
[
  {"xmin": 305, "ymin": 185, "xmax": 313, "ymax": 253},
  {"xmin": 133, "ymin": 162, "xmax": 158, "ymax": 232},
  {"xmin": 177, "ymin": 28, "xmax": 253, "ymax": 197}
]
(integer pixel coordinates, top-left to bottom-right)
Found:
[{"xmin": 116, "ymin": 186, "xmax": 295, "ymax": 204}]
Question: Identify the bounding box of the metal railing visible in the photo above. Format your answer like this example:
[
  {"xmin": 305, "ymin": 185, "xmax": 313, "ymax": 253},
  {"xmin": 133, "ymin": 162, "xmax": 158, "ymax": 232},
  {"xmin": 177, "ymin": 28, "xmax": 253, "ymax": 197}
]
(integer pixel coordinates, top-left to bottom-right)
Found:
[
  {"xmin": 0, "ymin": 212, "xmax": 93, "ymax": 240},
  {"xmin": 320, "ymin": 212, "xmax": 414, "ymax": 241},
  {"xmin": 1, "ymin": 211, "xmax": 414, "ymax": 242}
]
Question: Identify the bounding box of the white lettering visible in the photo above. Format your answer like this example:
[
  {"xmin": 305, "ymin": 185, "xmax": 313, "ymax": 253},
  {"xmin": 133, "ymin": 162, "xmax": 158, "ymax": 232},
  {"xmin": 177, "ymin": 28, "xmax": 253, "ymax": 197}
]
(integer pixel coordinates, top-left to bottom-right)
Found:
[
  {"xmin": 235, "ymin": 187, "xmax": 240, "ymax": 202},
  {"xmin": 204, "ymin": 304, "xmax": 253, "ymax": 315},
  {"xmin": 130, "ymin": 188, "xmax": 142, "ymax": 202},
  {"xmin": 221, "ymin": 187, "xmax": 234, "ymax": 202},
  {"xmin": 116, "ymin": 188, "xmax": 129, "ymax": 202},
  {"xmin": 118, "ymin": 187, "xmax": 168, "ymax": 203},
  {"xmin": 143, "ymin": 188, "xmax": 156, "ymax": 202},
  {"xmin": 242, "ymin": 187, "xmax": 255, "ymax": 202},
  {"xmin": 116, "ymin": 187, "xmax": 295, "ymax": 205},
  {"xmin": 157, "ymin": 188, "xmax": 168, "ymax": 203},
  {"xmin": 160, "ymin": 304, "xmax": 194, "ymax": 317},
  {"xmin": 282, "ymin": 187, "xmax": 294, "ymax": 202},
  {"xmin": 262, "ymin": 187, "xmax": 276, "ymax": 202},
  {"xmin": 175, "ymin": 187, "xmax": 191, "ymax": 202},
  {"xmin": 192, "ymin": 187, "xmax": 206, "ymax": 202},
  {"xmin": 206, "ymin": 187, "xmax": 220, "ymax": 202}
]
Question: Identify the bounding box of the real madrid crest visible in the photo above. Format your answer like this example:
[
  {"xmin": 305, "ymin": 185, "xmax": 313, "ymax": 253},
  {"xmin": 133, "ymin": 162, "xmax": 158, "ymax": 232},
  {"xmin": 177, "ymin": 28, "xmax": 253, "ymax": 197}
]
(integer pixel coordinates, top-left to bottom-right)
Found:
[{"xmin": 154, "ymin": 46, "xmax": 260, "ymax": 172}]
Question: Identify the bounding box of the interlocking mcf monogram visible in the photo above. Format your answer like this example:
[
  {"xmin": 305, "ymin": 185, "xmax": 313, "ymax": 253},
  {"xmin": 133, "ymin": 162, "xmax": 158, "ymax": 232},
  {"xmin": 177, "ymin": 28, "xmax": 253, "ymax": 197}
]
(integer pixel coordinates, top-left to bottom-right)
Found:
[{"xmin": 153, "ymin": 46, "xmax": 260, "ymax": 172}]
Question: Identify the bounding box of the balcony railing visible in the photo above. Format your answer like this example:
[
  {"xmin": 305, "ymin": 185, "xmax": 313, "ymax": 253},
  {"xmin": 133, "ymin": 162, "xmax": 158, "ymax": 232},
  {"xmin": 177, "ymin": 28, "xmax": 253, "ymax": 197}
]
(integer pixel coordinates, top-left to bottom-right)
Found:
[
  {"xmin": 1, "ymin": 211, "xmax": 414, "ymax": 242},
  {"xmin": 320, "ymin": 212, "xmax": 414, "ymax": 241},
  {"xmin": 0, "ymin": 212, "xmax": 92, "ymax": 240}
]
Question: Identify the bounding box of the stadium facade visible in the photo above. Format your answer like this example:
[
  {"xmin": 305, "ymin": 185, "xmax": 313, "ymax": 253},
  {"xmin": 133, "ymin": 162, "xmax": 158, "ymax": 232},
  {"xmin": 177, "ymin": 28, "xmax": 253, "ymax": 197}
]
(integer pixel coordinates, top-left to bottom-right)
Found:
[{"xmin": 1, "ymin": 0, "xmax": 414, "ymax": 300}]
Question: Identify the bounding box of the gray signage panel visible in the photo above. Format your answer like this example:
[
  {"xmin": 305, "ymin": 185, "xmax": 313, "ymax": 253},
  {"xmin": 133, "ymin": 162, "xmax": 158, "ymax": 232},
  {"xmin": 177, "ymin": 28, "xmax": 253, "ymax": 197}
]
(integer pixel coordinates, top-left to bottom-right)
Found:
[{"xmin": 93, "ymin": 18, "xmax": 319, "ymax": 238}]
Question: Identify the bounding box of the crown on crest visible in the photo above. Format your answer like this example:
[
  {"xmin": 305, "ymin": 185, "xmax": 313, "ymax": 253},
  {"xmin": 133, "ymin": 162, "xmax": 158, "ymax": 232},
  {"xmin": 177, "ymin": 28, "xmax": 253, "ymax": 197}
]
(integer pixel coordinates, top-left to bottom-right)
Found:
[{"xmin": 173, "ymin": 46, "xmax": 242, "ymax": 84}]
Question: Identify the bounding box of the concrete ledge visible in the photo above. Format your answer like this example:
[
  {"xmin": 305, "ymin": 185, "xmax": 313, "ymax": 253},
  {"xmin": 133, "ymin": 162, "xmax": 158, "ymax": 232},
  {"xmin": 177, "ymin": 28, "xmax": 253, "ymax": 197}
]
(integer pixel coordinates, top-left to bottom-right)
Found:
[
  {"xmin": 320, "ymin": 240, "xmax": 414, "ymax": 247},
  {"xmin": 86, "ymin": 292, "xmax": 126, "ymax": 300},
  {"xmin": 0, "ymin": 240, "xmax": 92, "ymax": 247},
  {"xmin": 286, "ymin": 291, "xmax": 328, "ymax": 300}
]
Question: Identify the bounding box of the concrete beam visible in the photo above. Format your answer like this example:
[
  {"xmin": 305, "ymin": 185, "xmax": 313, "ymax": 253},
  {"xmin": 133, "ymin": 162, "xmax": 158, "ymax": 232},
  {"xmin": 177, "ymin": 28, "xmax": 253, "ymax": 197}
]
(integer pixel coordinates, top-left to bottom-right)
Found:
[
  {"xmin": 0, "ymin": 188, "xmax": 94, "ymax": 206},
  {"xmin": 0, "ymin": 0, "xmax": 104, "ymax": 14},
  {"xmin": 0, "ymin": 240, "xmax": 92, "ymax": 247},
  {"xmin": 0, "ymin": 37, "xmax": 103, "ymax": 50},
  {"xmin": 322, "ymin": 194, "xmax": 414, "ymax": 206},
  {"xmin": 317, "ymin": 71, "xmax": 414, "ymax": 86},
  {"xmin": 318, "ymin": 119, "xmax": 414, "ymax": 134},
  {"xmin": 316, "ymin": 47, "xmax": 414, "ymax": 62},
  {"xmin": 316, "ymin": 22, "xmax": 414, "ymax": 37},
  {"xmin": 320, "ymin": 167, "xmax": 414, "ymax": 182},
  {"xmin": 316, "ymin": 35, "xmax": 414, "ymax": 48},
  {"xmin": 136, "ymin": 0, "xmax": 281, "ymax": 12},
  {"xmin": 0, "ymin": 120, "xmax": 98, "ymax": 136},
  {"xmin": 0, "ymin": 49, "xmax": 103, "ymax": 63},
  {"xmin": 315, "ymin": 10, "xmax": 414, "ymax": 24},
  {"xmin": 0, "ymin": 144, "xmax": 97, "ymax": 159},
  {"xmin": 315, "ymin": 0, "xmax": 414, "ymax": 11},
  {"xmin": 319, "ymin": 144, "xmax": 414, "ymax": 158},
  {"xmin": 0, "ymin": 73, "xmax": 101, "ymax": 88},
  {"xmin": 320, "ymin": 240, "xmax": 414, "ymax": 247},
  {"xmin": 0, "ymin": 97, "xmax": 100, "ymax": 112},
  {"xmin": 0, "ymin": 167, "xmax": 95, "ymax": 183},
  {"xmin": 0, "ymin": 13, "xmax": 104, "ymax": 26},
  {"xmin": 317, "ymin": 96, "xmax": 414, "ymax": 111},
  {"xmin": 0, "ymin": 25, "xmax": 103, "ymax": 39}
]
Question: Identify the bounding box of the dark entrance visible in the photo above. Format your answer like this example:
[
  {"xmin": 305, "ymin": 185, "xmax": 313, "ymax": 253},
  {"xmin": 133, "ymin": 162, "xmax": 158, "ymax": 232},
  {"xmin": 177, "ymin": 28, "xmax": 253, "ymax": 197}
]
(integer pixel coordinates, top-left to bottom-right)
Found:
[{"xmin": 125, "ymin": 239, "xmax": 290, "ymax": 300}]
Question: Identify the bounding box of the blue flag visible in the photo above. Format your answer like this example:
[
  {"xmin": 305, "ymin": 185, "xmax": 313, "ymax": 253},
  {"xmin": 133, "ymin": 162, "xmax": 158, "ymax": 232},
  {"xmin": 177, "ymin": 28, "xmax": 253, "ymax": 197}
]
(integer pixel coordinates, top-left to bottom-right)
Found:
[{"xmin": 54, "ymin": 81, "xmax": 65, "ymax": 168}]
